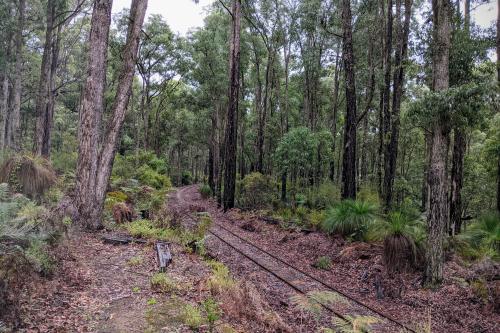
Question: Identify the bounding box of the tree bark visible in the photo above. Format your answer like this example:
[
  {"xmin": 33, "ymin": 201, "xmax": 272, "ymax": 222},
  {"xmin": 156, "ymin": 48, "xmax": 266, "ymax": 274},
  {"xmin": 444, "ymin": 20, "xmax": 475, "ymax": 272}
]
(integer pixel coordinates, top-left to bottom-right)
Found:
[
  {"xmin": 341, "ymin": 0, "xmax": 357, "ymax": 200},
  {"xmin": 75, "ymin": 0, "xmax": 113, "ymax": 229},
  {"xmin": 450, "ymin": 130, "xmax": 465, "ymax": 234},
  {"xmin": 381, "ymin": 0, "xmax": 393, "ymax": 200},
  {"xmin": 10, "ymin": 0, "xmax": 25, "ymax": 151},
  {"xmin": 449, "ymin": 0, "xmax": 470, "ymax": 233},
  {"xmin": 33, "ymin": 0, "xmax": 55, "ymax": 157},
  {"xmin": 222, "ymin": 0, "xmax": 241, "ymax": 210},
  {"xmin": 330, "ymin": 46, "xmax": 341, "ymax": 182},
  {"xmin": 383, "ymin": 0, "xmax": 412, "ymax": 211},
  {"xmin": 424, "ymin": 0, "xmax": 452, "ymax": 287},
  {"xmin": 497, "ymin": 0, "xmax": 499, "ymax": 213},
  {"xmin": 93, "ymin": 0, "xmax": 148, "ymax": 221}
]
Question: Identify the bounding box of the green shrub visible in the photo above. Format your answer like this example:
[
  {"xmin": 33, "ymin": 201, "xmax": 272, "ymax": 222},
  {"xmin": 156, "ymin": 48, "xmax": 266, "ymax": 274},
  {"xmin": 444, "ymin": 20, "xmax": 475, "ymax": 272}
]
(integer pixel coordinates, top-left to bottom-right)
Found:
[
  {"xmin": 52, "ymin": 151, "xmax": 77, "ymax": 175},
  {"xmin": 307, "ymin": 210, "xmax": 326, "ymax": 230},
  {"xmin": 199, "ymin": 184, "xmax": 212, "ymax": 199},
  {"xmin": 137, "ymin": 165, "xmax": 171, "ymax": 190},
  {"xmin": 25, "ymin": 240, "xmax": 54, "ymax": 276},
  {"xmin": 295, "ymin": 193, "xmax": 307, "ymax": 207},
  {"xmin": 306, "ymin": 181, "xmax": 340, "ymax": 209},
  {"xmin": 295, "ymin": 206, "xmax": 309, "ymax": 226},
  {"xmin": 181, "ymin": 171, "xmax": 192, "ymax": 185},
  {"xmin": 458, "ymin": 212, "xmax": 500, "ymax": 260},
  {"xmin": 322, "ymin": 200, "xmax": 377, "ymax": 240},
  {"xmin": 202, "ymin": 298, "xmax": 221, "ymax": 331},
  {"xmin": 237, "ymin": 172, "xmax": 276, "ymax": 210},
  {"xmin": 151, "ymin": 272, "xmax": 178, "ymax": 293},
  {"xmin": 181, "ymin": 304, "xmax": 203, "ymax": 329},
  {"xmin": 357, "ymin": 185, "xmax": 380, "ymax": 206},
  {"xmin": 313, "ymin": 256, "xmax": 331, "ymax": 270}
]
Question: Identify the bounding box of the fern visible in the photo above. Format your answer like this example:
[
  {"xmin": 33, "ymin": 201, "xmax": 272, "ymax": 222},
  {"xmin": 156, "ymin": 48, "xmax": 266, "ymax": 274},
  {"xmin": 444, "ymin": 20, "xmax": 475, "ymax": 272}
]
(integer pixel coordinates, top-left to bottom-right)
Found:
[{"xmin": 332, "ymin": 315, "xmax": 379, "ymax": 333}]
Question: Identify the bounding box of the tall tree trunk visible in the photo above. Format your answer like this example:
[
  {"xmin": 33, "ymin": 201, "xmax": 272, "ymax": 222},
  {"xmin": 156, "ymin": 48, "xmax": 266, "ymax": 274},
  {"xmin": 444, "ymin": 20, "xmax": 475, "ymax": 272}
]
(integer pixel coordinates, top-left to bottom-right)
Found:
[
  {"xmin": 10, "ymin": 0, "xmax": 25, "ymax": 151},
  {"xmin": 424, "ymin": 0, "xmax": 452, "ymax": 287},
  {"xmin": 75, "ymin": 0, "xmax": 113, "ymax": 229},
  {"xmin": 383, "ymin": 0, "xmax": 412, "ymax": 211},
  {"xmin": 34, "ymin": 0, "xmax": 55, "ymax": 157},
  {"xmin": 496, "ymin": 0, "xmax": 499, "ymax": 213},
  {"xmin": 450, "ymin": 130, "xmax": 465, "ymax": 234},
  {"xmin": 341, "ymin": 0, "xmax": 357, "ymax": 200},
  {"xmin": 93, "ymin": 0, "xmax": 148, "ymax": 221},
  {"xmin": 222, "ymin": 0, "xmax": 241, "ymax": 210},
  {"xmin": 360, "ymin": 34, "xmax": 376, "ymax": 184},
  {"xmin": 0, "ymin": 8, "xmax": 14, "ymax": 152},
  {"xmin": 449, "ymin": 0, "xmax": 470, "ymax": 233},
  {"xmin": 330, "ymin": 46, "xmax": 341, "ymax": 182},
  {"xmin": 381, "ymin": 0, "xmax": 393, "ymax": 202}
]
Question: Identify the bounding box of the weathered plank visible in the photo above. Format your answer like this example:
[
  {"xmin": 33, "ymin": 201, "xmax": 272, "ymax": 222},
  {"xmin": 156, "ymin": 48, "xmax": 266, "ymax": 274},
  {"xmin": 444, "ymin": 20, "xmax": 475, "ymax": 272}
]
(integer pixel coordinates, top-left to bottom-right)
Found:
[
  {"xmin": 156, "ymin": 241, "xmax": 172, "ymax": 272},
  {"xmin": 101, "ymin": 235, "xmax": 147, "ymax": 245}
]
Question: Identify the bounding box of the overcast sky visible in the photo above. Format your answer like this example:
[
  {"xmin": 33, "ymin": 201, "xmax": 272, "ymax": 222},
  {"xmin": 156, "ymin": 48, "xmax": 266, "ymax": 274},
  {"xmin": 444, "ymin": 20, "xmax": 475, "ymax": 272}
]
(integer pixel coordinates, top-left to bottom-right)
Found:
[{"xmin": 112, "ymin": 0, "xmax": 497, "ymax": 36}]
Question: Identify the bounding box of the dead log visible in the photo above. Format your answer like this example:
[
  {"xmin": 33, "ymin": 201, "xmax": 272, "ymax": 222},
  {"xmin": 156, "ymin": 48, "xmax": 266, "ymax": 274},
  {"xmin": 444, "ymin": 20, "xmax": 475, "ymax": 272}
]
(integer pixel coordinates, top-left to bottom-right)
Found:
[
  {"xmin": 156, "ymin": 241, "xmax": 172, "ymax": 272},
  {"xmin": 101, "ymin": 235, "xmax": 147, "ymax": 245}
]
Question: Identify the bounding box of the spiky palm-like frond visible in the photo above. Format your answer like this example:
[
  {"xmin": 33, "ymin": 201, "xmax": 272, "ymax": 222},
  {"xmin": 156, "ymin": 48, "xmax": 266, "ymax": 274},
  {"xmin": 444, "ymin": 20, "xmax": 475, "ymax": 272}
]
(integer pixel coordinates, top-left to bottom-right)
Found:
[
  {"xmin": 322, "ymin": 200, "xmax": 377, "ymax": 240},
  {"xmin": 367, "ymin": 211, "xmax": 424, "ymax": 242},
  {"xmin": 367, "ymin": 211, "xmax": 424, "ymax": 272},
  {"xmin": 458, "ymin": 212, "xmax": 500, "ymax": 259}
]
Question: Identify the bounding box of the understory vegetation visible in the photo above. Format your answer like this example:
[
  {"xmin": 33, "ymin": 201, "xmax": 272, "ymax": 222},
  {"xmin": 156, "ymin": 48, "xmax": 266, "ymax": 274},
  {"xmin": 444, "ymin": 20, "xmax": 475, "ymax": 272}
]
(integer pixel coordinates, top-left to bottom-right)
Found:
[{"xmin": 0, "ymin": 0, "xmax": 498, "ymax": 331}]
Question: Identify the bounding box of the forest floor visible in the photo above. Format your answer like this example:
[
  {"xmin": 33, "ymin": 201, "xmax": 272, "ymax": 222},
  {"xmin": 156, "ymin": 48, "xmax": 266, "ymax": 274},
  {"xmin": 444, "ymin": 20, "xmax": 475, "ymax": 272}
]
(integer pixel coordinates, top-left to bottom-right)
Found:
[{"xmin": 16, "ymin": 185, "xmax": 499, "ymax": 333}]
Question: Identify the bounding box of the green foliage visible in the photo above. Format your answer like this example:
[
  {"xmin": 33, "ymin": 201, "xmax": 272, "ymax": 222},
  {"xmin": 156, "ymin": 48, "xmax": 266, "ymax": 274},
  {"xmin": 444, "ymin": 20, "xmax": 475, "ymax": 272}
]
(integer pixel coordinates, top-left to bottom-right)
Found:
[
  {"xmin": 112, "ymin": 150, "xmax": 170, "ymax": 190},
  {"xmin": 181, "ymin": 170, "xmax": 192, "ymax": 185},
  {"xmin": 330, "ymin": 315, "xmax": 379, "ymax": 333},
  {"xmin": 151, "ymin": 272, "xmax": 178, "ymax": 293},
  {"xmin": 237, "ymin": 172, "xmax": 276, "ymax": 210},
  {"xmin": 147, "ymin": 298, "xmax": 158, "ymax": 306},
  {"xmin": 306, "ymin": 181, "xmax": 340, "ymax": 209},
  {"xmin": 207, "ymin": 260, "xmax": 235, "ymax": 292},
  {"xmin": 357, "ymin": 186, "xmax": 381, "ymax": 206},
  {"xmin": 274, "ymin": 127, "xmax": 317, "ymax": 176},
  {"xmin": 322, "ymin": 200, "xmax": 377, "ymax": 240},
  {"xmin": 368, "ymin": 212, "xmax": 424, "ymax": 272},
  {"xmin": 199, "ymin": 184, "xmax": 212, "ymax": 199},
  {"xmin": 181, "ymin": 304, "xmax": 204, "ymax": 329},
  {"xmin": 408, "ymin": 82, "xmax": 492, "ymax": 130},
  {"xmin": 313, "ymin": 256, "xmax": 331, "ymax": 270},
  {"xmin": 307, "ymin": 210, "xmax": 326, "ymax": 230},
  {"xmin": 25, "ymin": 240, "xmax": 55, "ymax": 276},
  {"xmin": 290, "ymin": 290, "xmax": 344, "ymax": 323},
  {"xmin": 137, "ymin": 165, "xmax": 171, "ymax": 190},
  {"xmin": 457, "ymin": 212, "xmax": 500, "ymax": 260},
  {"xmin": 367, "ymin": 212, "xmax": 424, "ymax": 242},
  {"xmin": 127, "ymin": 255, "xmax": 143, "ymax": 266},
  {"xmin": 202, "ymin": 297, "xmax": 221, "ymax": 331}
]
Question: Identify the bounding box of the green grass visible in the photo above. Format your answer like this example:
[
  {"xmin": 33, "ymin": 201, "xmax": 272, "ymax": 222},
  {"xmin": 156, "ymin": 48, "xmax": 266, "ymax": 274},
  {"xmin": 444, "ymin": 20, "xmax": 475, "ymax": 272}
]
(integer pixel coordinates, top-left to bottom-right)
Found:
[
  {"xmin": 313, "ymin": 256, "xmax": 332, "ymax": 270},
  {"xmin": 151, "ymin": 272, "xmax": 178, "ymax": 293},
  {"xmin": 127, "ymin": 255, "xmax": 143, "ymax": 266}
]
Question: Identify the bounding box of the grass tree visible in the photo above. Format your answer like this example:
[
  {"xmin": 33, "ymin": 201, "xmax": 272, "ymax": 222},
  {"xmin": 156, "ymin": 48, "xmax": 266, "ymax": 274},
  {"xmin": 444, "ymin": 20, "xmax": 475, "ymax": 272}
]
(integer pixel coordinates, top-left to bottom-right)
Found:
[
  {"xmin": 322, "ymin": 200, "xmax": 377, "ymax": 240},
  {"xmin": 367, "ymin": 211, "xmax": 424, "ymax": 272}
]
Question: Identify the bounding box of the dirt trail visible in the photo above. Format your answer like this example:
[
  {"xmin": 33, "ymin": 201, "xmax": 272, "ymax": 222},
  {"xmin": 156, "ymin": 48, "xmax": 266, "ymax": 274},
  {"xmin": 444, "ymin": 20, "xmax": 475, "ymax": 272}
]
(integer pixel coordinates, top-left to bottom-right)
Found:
[{"xmin": 20, "ymin": 232, "xmax": 156, "ymax": 332}]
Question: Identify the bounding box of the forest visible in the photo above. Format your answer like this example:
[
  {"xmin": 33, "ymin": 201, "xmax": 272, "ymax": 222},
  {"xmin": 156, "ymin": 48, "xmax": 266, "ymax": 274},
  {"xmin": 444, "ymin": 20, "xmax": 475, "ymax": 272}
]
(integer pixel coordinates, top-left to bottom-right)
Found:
[{"xmin": 0, "ymin": 0, "xmax": 499, "ymax": 332}]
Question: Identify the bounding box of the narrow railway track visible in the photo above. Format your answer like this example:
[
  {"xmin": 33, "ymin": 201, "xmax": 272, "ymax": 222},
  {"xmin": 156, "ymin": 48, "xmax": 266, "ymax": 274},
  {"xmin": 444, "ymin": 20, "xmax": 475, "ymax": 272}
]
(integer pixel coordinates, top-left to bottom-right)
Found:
[{"xmin": 173, "ymin": 185, "xmax": 417, "ymax": 333}]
